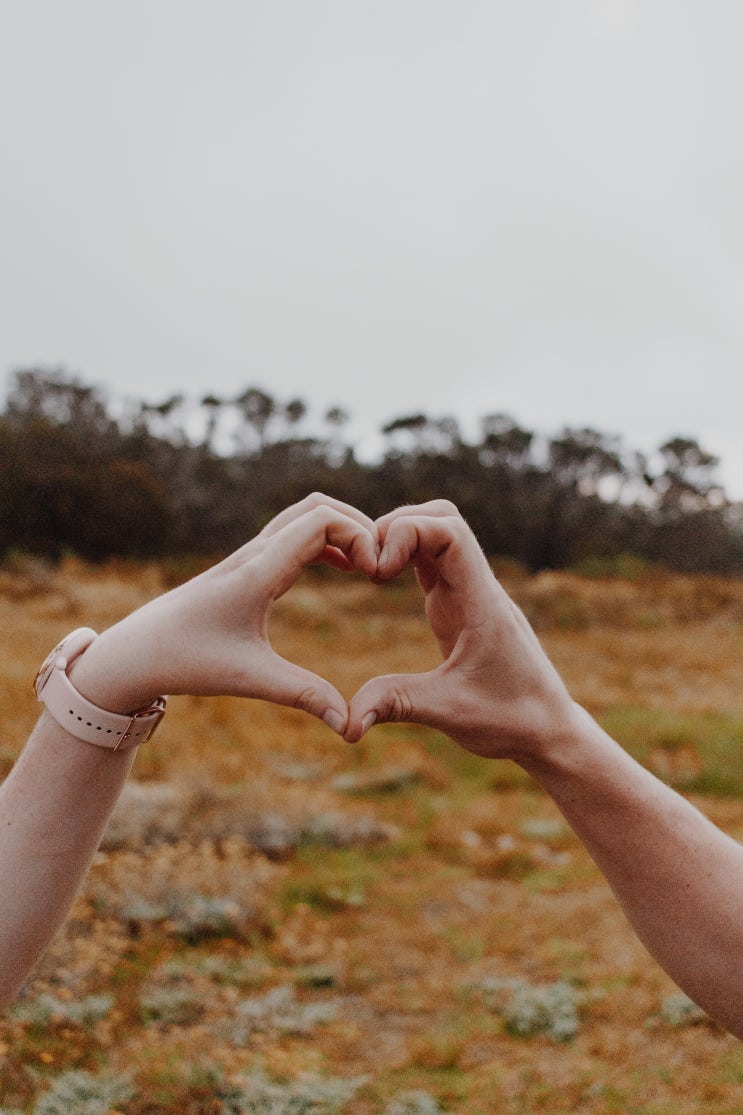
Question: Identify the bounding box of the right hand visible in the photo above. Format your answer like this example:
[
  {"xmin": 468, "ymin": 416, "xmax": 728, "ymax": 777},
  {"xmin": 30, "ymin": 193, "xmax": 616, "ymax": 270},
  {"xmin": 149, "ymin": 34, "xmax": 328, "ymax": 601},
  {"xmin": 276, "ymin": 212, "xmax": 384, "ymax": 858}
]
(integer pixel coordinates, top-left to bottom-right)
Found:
[{"xmin": 345, "ymin": 501, "xmax": 578, "ymax": 759}]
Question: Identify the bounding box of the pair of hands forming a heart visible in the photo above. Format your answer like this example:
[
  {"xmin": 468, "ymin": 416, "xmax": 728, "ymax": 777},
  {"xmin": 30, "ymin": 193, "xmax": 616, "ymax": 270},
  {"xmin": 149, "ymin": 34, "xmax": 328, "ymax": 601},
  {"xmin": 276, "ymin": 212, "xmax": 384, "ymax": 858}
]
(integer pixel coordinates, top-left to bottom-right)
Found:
[
  {"xmin": 69, "ymin": 494, "xmax": 578, "ymax": 764},
  {"xmin": 21, "ymin": 500, "xmax": 743, "ymax": 1043}
]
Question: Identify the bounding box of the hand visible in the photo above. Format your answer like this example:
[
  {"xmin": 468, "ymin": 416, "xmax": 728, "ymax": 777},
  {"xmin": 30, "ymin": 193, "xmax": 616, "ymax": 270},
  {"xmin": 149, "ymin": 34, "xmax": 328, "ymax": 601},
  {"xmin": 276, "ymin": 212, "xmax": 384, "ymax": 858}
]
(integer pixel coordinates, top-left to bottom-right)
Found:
[
  {"xmin": 345, "ymin": 501, "xmax": 577, "ymax": 758},
  {"xmin": 69, "ymin": 494, "xmax": 379, "ymax": 735}
]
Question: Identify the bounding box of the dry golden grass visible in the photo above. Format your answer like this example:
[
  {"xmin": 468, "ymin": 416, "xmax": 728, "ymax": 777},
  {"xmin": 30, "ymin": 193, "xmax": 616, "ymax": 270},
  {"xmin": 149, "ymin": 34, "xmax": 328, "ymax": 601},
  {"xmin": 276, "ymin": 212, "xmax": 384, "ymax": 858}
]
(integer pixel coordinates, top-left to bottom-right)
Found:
[{"xmin": 2, "ymin": 557, "xmax": 743, "ymax": 1113}]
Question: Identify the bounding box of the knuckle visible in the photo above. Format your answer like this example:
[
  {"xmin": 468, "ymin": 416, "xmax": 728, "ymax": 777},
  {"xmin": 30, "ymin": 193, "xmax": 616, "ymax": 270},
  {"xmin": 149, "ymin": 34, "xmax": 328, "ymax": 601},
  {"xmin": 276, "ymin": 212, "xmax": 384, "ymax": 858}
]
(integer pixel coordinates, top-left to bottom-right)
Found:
[
  {"xmin": 431, "ymin": 498, "xmax": 459, "ymax": 516},
  {"xmin": 293, "ymin": 686, "xmax": 319, "ymax": 715},
  {"xmin": 305, "ymin": 491, "xmax": 331, "ymax": 508},
  {"xmin": 381, "ymin": 684, "xmax": 414, "ymax": 724}
]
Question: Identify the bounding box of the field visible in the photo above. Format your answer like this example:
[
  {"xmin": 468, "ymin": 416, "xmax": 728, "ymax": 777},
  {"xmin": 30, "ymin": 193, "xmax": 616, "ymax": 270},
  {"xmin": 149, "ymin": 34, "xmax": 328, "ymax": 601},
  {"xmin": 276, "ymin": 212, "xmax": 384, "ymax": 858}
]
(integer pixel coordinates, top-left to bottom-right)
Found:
[{"xmin": 2, "ymin": 556, "xmax": 743, "ymax": 1114}]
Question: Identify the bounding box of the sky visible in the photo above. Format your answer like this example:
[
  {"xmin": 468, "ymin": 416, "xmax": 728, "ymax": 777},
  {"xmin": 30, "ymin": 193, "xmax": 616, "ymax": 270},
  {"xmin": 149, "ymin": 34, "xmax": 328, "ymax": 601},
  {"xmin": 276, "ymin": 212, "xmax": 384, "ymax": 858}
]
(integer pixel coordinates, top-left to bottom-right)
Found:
[{"xmin": 3, "ymin": 1, "xmax": 743, "ymax": 495}]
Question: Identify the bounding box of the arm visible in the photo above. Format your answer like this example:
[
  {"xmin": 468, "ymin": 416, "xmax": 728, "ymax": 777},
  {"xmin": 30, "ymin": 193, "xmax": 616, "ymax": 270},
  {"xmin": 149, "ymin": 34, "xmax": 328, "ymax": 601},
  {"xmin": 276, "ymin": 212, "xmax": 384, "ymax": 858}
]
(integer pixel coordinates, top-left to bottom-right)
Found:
[
  {"xmin": 0, "ymin": 494, "xmax": 378, "ymax": 1008},
  {"xmin": 345, "ymin": 500, "xmax": 743, "ymax": 1038}
]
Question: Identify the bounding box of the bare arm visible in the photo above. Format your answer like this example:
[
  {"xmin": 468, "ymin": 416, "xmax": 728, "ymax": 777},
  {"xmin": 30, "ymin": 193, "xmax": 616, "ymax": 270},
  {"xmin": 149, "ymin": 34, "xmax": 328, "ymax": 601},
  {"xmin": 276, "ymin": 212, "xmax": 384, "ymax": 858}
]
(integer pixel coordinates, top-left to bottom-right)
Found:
[
  {"xmin": 0, "ymin": 720, "xmax": 136, "ymax": 1007},
  {"xmin": 0, "ymin": 494, "xmax": 378, "ymax": 1008},
  {"xmin": 346, "ymin": 500, "xmax": 743, "ymax": 1037},
  {"xmin": 522, "ymin": 707, "xmax": 743, "ymax": 1033}
]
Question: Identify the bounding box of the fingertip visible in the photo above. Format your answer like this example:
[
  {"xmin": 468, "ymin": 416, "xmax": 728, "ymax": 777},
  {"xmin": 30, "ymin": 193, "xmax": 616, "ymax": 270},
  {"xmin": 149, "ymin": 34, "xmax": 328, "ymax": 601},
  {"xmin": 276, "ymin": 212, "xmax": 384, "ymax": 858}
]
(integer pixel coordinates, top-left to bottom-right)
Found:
[
  {"xmin": 358, "ymin": 536, "xmax": 381, "ymax": 577},
  {"xmin": 342, "ymin": 704, "xmax": 378, "ymax": 743},
  {"xmin": 376, "ymin": 544, "xmax": 398, "ymax": 580},
  {"xmin": 361, "ymin": 711, "xmax": 377, "ymax": 734},
  {"xmin": 336, "ymin": 524, "xmax": 378, "ymax": 578},
  {"xmin": 322, "ymin": 707, "xmax": 347, "ymax": 735}
]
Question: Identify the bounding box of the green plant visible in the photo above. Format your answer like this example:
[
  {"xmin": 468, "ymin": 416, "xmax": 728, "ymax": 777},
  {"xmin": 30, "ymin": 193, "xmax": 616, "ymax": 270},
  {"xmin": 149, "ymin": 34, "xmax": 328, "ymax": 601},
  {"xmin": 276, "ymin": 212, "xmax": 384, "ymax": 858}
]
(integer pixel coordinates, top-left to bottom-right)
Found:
[
  {"xmin": 10, "ymin": 992, "xmax": 113, "ymax": 1027},
  {"xmin": 281, "ymin": 847, "xmax": 380, "ymax": 913},
  {"xmin": 90, "ymin": 840, "xmax": 278, "ymax": 941},
  {"xmin": 140, "ymin": 984, "xmax": 204, "ymax": 1025},
  {"xmin": 659, "ymin": 992, "xmax": 708, "ymax": 1027},
  {"xmin": 32, "ymin": 1070, "xmax": 134, "ymax": 1115},
  {"xmin": 571, "ymin": 552, "xmax": 652, "ymax": 581},
  {"xmin": 385, "ymin": 1092, "xmax": 448, "ymax": 1115},
  {"xmin": 193, "ymin": 952, "xmax": 275, "ymax": 987},
  {"xmin": 479, "ymin": 976, "xmax": 581, "ymax": 1042},
  {"xmin": 599, "ymin": 706, "xmax": 743, "ymax": 796},
  {"xmin": 172, "ymin": 894, "xmax": 246, "ymax": 942},
  {"xmin": 223, "ymin": 1067, "xmax": 366, "ymax": 1113},
  {"xmin": 229, "ymin": 985, "xmax": 339, "ymax": 1045}
]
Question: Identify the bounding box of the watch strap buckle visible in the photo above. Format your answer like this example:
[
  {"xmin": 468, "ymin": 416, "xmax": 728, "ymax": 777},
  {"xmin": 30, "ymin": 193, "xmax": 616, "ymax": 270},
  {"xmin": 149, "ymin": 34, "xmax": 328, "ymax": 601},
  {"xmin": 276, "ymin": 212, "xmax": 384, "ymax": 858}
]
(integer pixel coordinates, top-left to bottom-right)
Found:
[{"xmin": 115, "ymin": 697, "xmax": 168, "ymax": 750}]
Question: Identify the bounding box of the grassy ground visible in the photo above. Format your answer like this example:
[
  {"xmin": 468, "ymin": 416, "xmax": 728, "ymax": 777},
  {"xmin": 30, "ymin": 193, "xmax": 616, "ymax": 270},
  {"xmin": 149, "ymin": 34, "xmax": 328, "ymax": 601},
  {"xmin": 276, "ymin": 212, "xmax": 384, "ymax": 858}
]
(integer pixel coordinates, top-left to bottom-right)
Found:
[{"xmin": 2, "ymin": 557, "xmax": 743, "ymax": 1113}]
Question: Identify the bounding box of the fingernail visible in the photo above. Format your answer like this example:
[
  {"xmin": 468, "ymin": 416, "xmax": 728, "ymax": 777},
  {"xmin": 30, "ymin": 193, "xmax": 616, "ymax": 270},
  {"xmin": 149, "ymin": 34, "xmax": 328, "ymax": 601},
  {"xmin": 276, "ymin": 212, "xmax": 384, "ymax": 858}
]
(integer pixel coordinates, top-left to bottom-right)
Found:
[
  {"xmin": 361, "ymin": 712, "xmax": 377, "ymax": 734},
  {"xmin": 323, "ymin": 709, "xmax": 346, "ymax": 734}
]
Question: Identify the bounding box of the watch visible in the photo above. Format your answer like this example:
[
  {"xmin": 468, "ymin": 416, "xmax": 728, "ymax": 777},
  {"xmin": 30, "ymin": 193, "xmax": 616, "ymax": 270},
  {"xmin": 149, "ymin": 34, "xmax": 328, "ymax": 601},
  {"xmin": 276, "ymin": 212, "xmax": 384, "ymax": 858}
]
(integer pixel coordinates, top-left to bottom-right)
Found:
[{"xmin": 34, "ymin": 627, "xmax": 167, "ymax": 750}]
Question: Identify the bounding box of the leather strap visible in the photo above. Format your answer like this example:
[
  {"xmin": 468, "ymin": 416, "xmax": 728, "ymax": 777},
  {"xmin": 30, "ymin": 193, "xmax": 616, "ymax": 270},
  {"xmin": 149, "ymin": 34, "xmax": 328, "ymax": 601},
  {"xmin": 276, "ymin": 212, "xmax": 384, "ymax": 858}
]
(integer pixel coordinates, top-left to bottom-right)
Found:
[{"xmin": 36, "ymin": 629, "xmax": 166, "ymax": 749}]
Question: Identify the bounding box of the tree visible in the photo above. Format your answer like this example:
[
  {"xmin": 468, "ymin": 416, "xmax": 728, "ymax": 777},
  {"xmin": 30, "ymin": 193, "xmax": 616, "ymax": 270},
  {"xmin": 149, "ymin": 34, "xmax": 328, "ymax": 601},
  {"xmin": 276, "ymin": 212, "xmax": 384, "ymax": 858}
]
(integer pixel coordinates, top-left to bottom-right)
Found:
[
  {"xmin": 2, "ymin": 367, "xmax": 741, "ymax": 573},
  {"xmin": 136, "ymin": 394, "xmax": 188, "ymax": 446},
  {"xmin": 325, "ymin": 405, "xmax": 350, "ymax": 429},
  {"xmin": 0, "ymin": 414, "xmax": 172, "ymax": 560},
  {"xmin": 284, "ymin": 397, "xmax": 307, "ymax": 428},
  {"xmin": 547, "ymin": 427, "xmax": 625, "ymax": 495},
  {"xmin": 6, "ymin": 368, "xmax": 117, "ymax": 445},
  {"xmin": 652, "ymin": 436, "xmax": 724, "ymax": 511},
  {"xmin": 381, "ymin": 412, "xmax": 461, "ymax": 458},
  {"xmin": 234, "ymin": 386, "xmax": 276, "ymax": 454},
  {"xmin": 199, "ymin": 393, "xmax": 225, "ymax": 453},
  {"xmin": 479, "ymin": 413, "xmax": 534, "ymax": 470}
]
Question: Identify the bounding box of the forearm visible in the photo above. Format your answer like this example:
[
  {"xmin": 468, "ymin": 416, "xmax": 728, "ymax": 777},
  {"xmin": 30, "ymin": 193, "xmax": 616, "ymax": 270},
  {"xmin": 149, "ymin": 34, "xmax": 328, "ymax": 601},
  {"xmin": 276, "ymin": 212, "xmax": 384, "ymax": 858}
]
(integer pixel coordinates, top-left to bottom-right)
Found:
[
  {"xmin": 519, "ymin": 704, "xmax": 743, "ymax": 1036},
  {"xmin": 349, "ymin": 502, "xmax": 743, "ymax": 1036},
  {"xmin": 0, "ymin": 623, "xmax": 164, "ymax": 1007},
  {"xmin": 0, "ymin": 714, "xmax": 135, "ymax": 1007}
]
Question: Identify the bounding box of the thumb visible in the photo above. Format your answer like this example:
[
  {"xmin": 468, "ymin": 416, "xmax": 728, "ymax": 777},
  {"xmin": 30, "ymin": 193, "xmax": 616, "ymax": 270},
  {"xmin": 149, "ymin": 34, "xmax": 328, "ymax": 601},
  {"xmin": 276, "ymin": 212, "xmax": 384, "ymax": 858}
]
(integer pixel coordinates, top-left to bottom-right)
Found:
[
  {"xmin": 253, "ymin": 650, "xmax": 350, "ymax": 735},
  {"xmin": 344, "ymin": 670, "xmax": 440, "ymax": 743}
]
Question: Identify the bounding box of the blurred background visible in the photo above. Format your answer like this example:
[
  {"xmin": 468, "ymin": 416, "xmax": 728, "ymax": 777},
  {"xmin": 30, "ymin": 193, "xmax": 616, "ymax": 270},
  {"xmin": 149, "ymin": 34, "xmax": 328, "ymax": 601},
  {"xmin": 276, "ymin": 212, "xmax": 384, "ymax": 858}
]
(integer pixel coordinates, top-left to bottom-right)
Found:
[{"xmin": 2, "ymin": 0, "xmax": 743, "ymax": 569}]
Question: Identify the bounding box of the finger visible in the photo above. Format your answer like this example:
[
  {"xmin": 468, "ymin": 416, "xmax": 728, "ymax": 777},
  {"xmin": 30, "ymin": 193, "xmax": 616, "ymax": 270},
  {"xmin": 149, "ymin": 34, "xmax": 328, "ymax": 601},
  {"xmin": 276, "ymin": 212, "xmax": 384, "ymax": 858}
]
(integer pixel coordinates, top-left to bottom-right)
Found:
[
  {"xmin": 318, "ymin": 545, "xmax": 355, "ymax": 572},
  {"xmin": 264, "ymin": 506, "xmax": 379, "ymax": 596},
  {"xmin": 261, "ymin": 493, "xmax": 376, "ymax": 540},
  {"xmin": 380, "ymin": 512, "xmax": 492, "ymax": 595},
  {"xmin": 376, "ymin": 514, "xmax": 461, "ymax": 580},
  {"xmin": 246, "ymin": 648, "xmax": 350, "ymax": 734},
  {"xmin": 344, "ymin": 669, "xmax": 445, "ymax": 743},
  {"xmin": 411, "ymin": 553, "xmax": 441, "ymax": 594},
  {"xmin": 375, "ymin": 500, "xmax": 462, "ymax": 541}
]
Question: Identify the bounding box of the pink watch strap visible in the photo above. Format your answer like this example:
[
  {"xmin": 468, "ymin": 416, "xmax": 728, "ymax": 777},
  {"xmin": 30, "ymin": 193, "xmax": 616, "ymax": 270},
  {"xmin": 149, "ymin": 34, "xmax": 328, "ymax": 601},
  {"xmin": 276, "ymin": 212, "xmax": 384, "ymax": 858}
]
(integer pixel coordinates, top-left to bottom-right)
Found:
[{"xmin": 36, "ymin": 629, "xmax": 166, "ymax": 749}]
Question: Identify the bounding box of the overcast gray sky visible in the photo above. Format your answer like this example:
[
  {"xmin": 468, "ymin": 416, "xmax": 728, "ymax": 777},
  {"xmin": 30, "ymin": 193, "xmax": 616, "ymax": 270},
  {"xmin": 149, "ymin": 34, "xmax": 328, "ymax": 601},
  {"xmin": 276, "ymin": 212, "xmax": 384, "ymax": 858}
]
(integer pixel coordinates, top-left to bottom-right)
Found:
[{"xmin": 3, "ymin": 1, "xmax": 743, "ymax": 494}]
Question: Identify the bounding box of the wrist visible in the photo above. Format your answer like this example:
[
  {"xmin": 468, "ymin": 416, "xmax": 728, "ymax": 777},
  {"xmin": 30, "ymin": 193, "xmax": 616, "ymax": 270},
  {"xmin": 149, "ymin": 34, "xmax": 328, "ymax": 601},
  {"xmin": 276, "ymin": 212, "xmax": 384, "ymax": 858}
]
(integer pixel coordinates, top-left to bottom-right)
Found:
[
  {"xmin": 35, "ymin": 628, "xmax": 166, "ymax": 750},
  {"xmin": 66, "ymin": 624, "xmax": 164, "ymax": 714},
  {"xmin": 67, "ymin": 653, "xmax": 159, "ymax": 716},
  {"xmin": 515, "ymin": 701, "xmax": 608, "ymax": 781}
]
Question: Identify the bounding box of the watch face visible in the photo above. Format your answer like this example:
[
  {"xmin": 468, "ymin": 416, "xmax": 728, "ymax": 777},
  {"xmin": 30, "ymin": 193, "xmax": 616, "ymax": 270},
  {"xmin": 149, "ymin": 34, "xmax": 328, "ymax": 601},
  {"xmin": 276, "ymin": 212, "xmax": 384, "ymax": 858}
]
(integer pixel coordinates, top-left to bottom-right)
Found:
[{"xmin": 34, "ymin": 628, "xmax": 97, "ymax": 698}]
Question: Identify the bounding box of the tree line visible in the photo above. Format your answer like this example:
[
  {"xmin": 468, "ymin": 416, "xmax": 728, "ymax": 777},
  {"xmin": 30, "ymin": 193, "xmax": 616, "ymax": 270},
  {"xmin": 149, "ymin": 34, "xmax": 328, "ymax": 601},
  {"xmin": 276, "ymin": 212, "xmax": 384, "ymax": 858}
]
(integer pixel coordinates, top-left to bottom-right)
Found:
[{"xmin": 1, "ymin": 367, "xmax": 742, "ymax": 574}]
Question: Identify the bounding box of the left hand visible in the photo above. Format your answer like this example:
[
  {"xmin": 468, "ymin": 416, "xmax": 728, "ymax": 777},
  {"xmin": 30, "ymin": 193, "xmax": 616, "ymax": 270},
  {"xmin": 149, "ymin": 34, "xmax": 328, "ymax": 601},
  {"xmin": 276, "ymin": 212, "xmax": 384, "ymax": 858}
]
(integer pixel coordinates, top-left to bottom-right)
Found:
[{"xmin": 69, "ymin": 494, "xmax": 379, "ymax": 735}]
